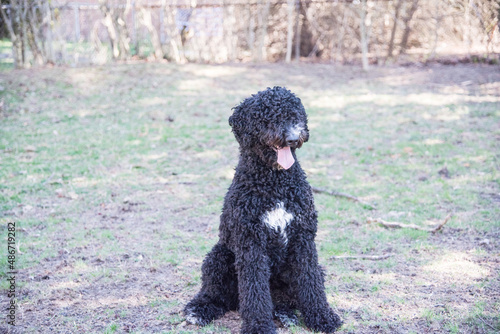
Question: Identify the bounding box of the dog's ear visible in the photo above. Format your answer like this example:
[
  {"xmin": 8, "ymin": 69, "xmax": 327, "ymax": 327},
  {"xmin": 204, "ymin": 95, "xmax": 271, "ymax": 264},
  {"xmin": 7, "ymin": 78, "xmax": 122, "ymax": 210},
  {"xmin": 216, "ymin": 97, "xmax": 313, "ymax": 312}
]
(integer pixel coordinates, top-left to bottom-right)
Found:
[
  {"xmin": 229, "ymin": 104, "xmax": 252, "ymax": 147},
  {"xmin": 228, "ymin": 103, "xmax": 245, "ymax": 130},
  {"xmin": 228, "ymin": 113, "xmax": 236, "ymax": 128}
]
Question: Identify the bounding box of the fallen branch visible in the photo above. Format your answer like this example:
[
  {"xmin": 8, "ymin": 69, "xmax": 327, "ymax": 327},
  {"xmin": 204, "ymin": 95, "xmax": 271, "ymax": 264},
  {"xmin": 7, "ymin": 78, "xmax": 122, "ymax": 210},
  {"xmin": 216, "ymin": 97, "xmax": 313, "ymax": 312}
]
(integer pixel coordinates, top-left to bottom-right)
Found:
[
  {"xmin": 312, "ymin": 187, "xmax": 376, "ymax": 210},
  {"xmin": 367, "ymin": 213, "xmax": 453, "ymax": 234},
  {"xmin": 477, "ymin": 315, "xmax": 497, "ymax": 332},
  {"xmin": 330, "ymin": 254, "xmax": 394, "ymax": 261}
]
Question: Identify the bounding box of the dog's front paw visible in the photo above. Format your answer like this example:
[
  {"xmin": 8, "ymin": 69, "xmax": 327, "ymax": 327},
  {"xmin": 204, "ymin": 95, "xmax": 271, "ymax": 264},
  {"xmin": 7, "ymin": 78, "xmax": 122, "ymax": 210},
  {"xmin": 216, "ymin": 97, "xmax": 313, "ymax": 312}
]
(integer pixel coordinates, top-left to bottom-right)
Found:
[
  {"xmin": 274, "ymin": 309, "xmax": 299, "ymax": 328},
  {"xmin": 240, "ymin": 320, "xmax": 277, "ymax": 334},
  {"xmin": 184, "ymin": 306, "xmax": 212, "ymax": 326},
  {"xmin": 184, "ymin": 300, "xmax": 227, "ymax": 326},
  {"xmin": 303, "ymin": 307, "xmax": 342, "ymax": 333},
  {"xmin": 184, "ymin": 307, "xmax": 204, "ymax": 325}
]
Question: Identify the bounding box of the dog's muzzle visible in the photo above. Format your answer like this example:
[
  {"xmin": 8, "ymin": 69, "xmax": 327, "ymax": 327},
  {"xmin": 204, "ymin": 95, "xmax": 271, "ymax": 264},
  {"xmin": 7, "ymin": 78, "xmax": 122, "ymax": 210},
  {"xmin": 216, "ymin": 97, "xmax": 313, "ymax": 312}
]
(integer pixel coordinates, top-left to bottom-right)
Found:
[
  {"xmin": 286, "ymin": 133, "xmax": 300, "ymax": 148},
  {"xmin": 284, "ymin": 124, "xmax": 306, "ymax": 149}
]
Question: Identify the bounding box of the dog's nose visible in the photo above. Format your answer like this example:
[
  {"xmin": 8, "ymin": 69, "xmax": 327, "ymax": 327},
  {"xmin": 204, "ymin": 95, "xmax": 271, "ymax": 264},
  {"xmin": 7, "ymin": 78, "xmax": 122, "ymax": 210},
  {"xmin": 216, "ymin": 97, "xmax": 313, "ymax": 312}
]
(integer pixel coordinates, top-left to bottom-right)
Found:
[{"xmin": 286, "ymin": 134, "xmax": 299, "ymax": 148}]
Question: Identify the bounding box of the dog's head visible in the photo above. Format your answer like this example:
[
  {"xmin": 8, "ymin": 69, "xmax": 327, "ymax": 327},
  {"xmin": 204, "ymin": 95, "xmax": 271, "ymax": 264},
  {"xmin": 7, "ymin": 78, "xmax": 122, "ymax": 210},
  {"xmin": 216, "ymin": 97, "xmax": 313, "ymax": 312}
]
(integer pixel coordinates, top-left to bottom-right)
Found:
[{"xmin": 229, "ymin": 86, "xmax": 309, "ymax": 170}]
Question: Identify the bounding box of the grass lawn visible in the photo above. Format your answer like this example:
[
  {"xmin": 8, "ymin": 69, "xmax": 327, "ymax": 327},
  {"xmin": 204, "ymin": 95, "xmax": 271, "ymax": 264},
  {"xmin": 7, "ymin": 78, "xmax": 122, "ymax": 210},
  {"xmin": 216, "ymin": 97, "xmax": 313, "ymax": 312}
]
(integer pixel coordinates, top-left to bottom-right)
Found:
[{"xmin": 0, "ymin": 62, "xmax": 499, "ymax": 333}]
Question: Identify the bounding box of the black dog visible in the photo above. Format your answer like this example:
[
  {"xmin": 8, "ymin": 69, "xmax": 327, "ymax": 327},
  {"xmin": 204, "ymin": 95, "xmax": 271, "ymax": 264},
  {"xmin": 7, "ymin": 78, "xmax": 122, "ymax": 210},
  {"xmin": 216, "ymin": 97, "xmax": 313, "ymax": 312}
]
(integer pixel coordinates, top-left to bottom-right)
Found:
[{"xmin": 184, "ymin": 87, "xmax": 342, "ymax": 333}]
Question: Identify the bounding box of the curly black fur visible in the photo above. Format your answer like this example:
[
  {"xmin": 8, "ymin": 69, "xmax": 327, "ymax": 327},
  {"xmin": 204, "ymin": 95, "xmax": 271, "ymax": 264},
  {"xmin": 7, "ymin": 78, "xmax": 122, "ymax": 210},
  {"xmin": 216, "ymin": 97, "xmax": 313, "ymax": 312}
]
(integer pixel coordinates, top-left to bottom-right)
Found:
[{"xmin": 184, "ymin": 87, "xmax": 342, "ymax": 334}]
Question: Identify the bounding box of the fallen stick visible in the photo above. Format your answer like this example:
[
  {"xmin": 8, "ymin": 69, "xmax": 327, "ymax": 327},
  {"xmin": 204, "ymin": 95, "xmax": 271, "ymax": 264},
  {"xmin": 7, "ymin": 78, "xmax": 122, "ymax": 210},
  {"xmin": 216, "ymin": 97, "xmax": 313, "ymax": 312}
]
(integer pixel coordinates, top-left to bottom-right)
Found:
[
  {"xmin": 367, "ymin": 213, "xmax": 453, "ymax": 234},
  {"xmin": 477, "ymin": 315, "xmax": 497, "ymax": 331},
  {"xmin": 311, "ymin": 187, "xmax": 376, "ymax": 210},
  {"xmin": 330, "ymin": 254, "xmax": 394, "ymax": 261},
  {"xmin": 430, "ymin": 213, "xmax": 454, "ymax": 233}
]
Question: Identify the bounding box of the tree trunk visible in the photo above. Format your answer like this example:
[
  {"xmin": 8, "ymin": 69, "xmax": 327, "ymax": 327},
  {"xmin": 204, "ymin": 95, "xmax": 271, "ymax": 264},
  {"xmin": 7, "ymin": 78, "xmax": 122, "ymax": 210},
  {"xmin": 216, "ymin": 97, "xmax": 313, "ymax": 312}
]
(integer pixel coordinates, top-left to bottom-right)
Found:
[
  {"xmin": 333, "ymin": 7, "xmax": 348, "ymax": 63},
  {"xmin": 0, "ymin": 0, "xmax": 23, "ymax": 68},
  {"xmin": 223, "ymin": 0, "xmax": 237, "ymax": 62},
  {"xmin": 27, "ymin": 4, "xmax": 45, "ymax": 65},
  {"xmin": 387, "ymin": 0, "xmax": 402, "ymax": 59},
  {"xmin": 42, "ymin": 0, "xmax": 54, "ymax": 64},
  {"xmin": 20, "ymin": 0, "xmax": 29, "ymax": 67},
  {"xmin": 162, "ymin": 0, "xmax": 185, "ymax": 63},
  {"xmin": 139, "ymin": 7, "xmax": 164, "ymax": 60},
  {"xmin": 257, "ymin": 0, "xmax": 271, "ymax": 62},
  {"xmin": 359, "ymin": 0, "xmax": 369, "ymax": 71},
  {"xmin": 247, "ymin": 4, "xmax": 255, "ymax": 59},
  {"xmin": 100, "ymin": 2, "xmax": 120, "ymax": 59},
  {"xmin": 99, "ymin": 0, "xmax": 131, "ymax": 60},
  {"xmin": 399, "ymin": 0, "xmax": 419, "ymax": 55},
  {"xmin": 294, "ymin": 0, "xmax": 301, "ymax": 62},
  {"xmin": 116, "ymin": 2, "xmax": 131, "ymax": 60},
  {"xmin": 286, "ymin": 0, "xmax": 294, "ymax": 63},
  {"xmin": 428, "ymin": 0, "xmax": 441, "ymax": 60}
]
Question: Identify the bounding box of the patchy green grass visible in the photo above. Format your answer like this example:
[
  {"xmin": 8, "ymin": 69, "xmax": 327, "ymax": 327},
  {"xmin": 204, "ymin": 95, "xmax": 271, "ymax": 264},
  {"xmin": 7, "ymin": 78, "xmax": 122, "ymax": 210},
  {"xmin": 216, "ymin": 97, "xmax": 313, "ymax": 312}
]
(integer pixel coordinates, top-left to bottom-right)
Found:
[{"xmin": 0, "ymin": 63, "xmax": 499, "ymax": 333}]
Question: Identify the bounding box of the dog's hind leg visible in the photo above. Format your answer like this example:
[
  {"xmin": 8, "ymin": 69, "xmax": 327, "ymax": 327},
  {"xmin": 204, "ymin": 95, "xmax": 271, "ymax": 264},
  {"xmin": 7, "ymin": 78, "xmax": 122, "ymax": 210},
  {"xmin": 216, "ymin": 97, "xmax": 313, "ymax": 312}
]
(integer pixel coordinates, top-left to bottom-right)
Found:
[{"xmin": 184, "ymin": 243, "xmax": 238, "ymax": 326}]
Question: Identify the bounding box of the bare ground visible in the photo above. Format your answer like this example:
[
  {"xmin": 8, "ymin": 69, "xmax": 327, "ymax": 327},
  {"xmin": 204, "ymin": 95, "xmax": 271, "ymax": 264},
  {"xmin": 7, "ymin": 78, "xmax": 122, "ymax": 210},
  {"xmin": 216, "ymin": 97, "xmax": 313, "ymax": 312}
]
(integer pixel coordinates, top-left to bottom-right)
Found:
[{"xmin": 0, "ymin": 62, "xmax": 499, "ymax": 334}]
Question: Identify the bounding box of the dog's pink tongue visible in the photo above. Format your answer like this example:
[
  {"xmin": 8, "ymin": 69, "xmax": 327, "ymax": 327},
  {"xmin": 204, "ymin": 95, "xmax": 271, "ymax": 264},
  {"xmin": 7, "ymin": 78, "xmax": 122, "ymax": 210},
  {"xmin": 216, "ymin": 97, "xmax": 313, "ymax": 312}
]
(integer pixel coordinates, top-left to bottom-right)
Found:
[{"xmin": 277, "ymin": 146, "xmax": 295, "ymax": 170}]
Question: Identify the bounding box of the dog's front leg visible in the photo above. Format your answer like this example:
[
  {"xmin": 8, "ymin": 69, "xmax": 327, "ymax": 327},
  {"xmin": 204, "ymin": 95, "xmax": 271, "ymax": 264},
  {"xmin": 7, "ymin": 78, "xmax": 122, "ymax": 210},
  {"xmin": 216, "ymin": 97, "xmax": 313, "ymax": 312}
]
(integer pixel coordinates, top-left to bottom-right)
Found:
[
  {"xmin": 235, "ymin": 232, "xmax": 276, "ymax": 334},
  {"xmin": 288, "ymin": 233, "xmax": 342, "ymax": 333}
]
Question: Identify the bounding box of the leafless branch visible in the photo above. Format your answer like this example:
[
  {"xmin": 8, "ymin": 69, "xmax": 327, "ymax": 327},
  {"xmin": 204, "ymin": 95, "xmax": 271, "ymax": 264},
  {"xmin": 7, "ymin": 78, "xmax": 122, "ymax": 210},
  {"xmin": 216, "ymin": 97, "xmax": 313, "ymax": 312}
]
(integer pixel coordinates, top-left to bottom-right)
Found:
[
  {"xmin": 367, "ymin": 213, "xmax": 453, "ymax": 233},
  {"xmin": 311, "ymin": 186, "xmax": 376, "ymax": 210},
  {"xmin": 477, "ymin": 315, "xmax": 497, "ymax": 331},
  {"xmin": 330, "ymin": 254, "xmax": 394, "ymax": 261}
]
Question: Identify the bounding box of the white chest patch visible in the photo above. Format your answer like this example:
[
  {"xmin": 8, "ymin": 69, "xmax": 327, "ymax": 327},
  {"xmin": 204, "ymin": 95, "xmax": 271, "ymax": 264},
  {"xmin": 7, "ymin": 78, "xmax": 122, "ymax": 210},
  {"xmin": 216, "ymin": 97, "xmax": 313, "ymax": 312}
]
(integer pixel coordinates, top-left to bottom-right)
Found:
[{"xmin": 262, "ymin": 202, "xmax": 294, "ymax": 243}]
